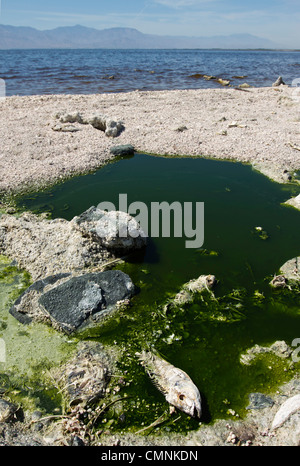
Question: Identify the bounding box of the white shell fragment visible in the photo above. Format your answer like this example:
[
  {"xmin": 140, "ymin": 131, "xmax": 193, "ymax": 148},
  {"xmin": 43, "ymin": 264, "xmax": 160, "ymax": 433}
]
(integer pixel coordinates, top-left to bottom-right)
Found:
[{"xmin": 271, "ymin": 394, "xmax": 300, "ymax": 430}]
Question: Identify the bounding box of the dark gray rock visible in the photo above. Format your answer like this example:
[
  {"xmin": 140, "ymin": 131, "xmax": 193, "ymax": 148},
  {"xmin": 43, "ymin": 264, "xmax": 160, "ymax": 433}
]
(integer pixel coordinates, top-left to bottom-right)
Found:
[
  {"xmin": 110, "ymin": 144, "xmax": 135, "ymax": 157},
  {"xmin": 10, "ymin": 270, "xmax": 136, "ymax": 334},
  {"xmin": 247, "ymin": 393, "xmax": 275, "ymax": 410},
  {"xmin": 9, "ymin": 273, "xmax": 72, "ymax": 325}
]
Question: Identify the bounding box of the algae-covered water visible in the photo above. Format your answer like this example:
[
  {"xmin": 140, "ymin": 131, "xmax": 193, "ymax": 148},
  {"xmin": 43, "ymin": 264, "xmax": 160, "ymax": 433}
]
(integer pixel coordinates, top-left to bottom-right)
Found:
[{"xmin": 2, "ymin": 153, "xmax": 300, "ymax": 433}]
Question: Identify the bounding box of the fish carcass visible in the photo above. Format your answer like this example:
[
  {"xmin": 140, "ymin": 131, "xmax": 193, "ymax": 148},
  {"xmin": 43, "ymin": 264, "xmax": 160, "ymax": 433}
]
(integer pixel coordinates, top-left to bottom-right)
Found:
[{"xmin": 136, "ymin": 350, "xmax": 202, "ymax": 418}]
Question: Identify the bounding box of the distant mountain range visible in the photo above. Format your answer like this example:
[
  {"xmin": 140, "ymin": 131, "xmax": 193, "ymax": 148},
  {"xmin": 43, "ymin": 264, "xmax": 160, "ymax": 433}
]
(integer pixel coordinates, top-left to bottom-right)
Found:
[{"xmin": 0, "ymin": 24, "xmax": 282, "ymax": 50}]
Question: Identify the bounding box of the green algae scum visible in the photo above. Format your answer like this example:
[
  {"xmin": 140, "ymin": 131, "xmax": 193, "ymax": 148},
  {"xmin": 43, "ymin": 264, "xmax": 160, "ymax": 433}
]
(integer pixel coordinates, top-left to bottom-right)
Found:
[{"xmin": 1, "ymin": 153, "xmax": 300, "ymax": 434}]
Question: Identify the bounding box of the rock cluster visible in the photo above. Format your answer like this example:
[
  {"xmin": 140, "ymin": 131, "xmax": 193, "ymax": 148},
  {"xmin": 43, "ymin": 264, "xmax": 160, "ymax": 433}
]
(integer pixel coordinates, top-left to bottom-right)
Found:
[
  {"xmin": 0, "ymin": 207, "xmax": 147, "ymax": 282},
  {"xmin": 53, "ymin": 111, "xmax": 124, "ymax": 137}
]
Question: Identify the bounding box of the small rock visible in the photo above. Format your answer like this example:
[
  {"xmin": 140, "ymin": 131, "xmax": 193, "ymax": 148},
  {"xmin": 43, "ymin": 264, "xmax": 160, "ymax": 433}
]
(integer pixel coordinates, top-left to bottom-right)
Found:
[
  {"xmin": 247, "ymin": 393, "xmax": 275, "ymax": 410},
  {"xmin": 282, "ymin": 171, "xmax": 292, "ymax": 182},
  {"xmin": 238, "ymin": 83, "xmax": 251, "ymax": 89},
  {"xmin": 0, "ymin": 398, "xmax": 17, "ymax": 423},
  {"xmin": 110, "ymin": 145, "xmax": 135, "ymax": 157},
  {"xmin": 52, "ymin": 124, "xmax": 80, "ymax": 133},
  {"xmin": 87, "ymin": 114, "xmax": 124, "ymax": 137},
  {"xmin": 226, "ymin": 432, "xmax": 237, "ymax": 444},
  {"xmin": 270, "ymin": 275, "xmax": 286, "ymax": 288},
  {"xmin": 216, "ymin": 78, "xmax": 230, "ymax": 86},
  {"xmin": 175, "ymin": 126, "xmax": 188, "ymax": 132},
  {"xmin": 272, "ymin": 76, "xmax": 286, "ymax": 87}
]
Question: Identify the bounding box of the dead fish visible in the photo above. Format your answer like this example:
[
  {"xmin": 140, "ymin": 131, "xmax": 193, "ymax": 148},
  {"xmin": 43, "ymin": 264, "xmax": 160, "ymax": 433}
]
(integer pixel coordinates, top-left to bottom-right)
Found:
[
  {"xmin": 136, "ymin": 350, "xmax": 202, "ymax": 418},
  {"xmin": 271, "ymin": 394, "xmax": 300, "ymax": 430}
]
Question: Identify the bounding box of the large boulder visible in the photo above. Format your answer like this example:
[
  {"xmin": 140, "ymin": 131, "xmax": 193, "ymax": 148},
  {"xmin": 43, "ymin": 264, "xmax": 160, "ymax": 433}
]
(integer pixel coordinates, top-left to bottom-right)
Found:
[
  {"xmin": 271, "ymin": 257, "xmax": 300, "ymax": 287},
  {"xmin": 9, "ymin": 270, "xmax": 136, "ymax": 334},
  {"xmin": 74, "ymin": 206, "xmax": 147, "ymax": 252}
]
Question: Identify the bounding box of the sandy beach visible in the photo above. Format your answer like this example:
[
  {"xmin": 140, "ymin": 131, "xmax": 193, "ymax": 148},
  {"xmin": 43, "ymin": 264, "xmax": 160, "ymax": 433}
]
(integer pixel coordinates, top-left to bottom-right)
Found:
[{"xmin": 1, "ymin": 85, "xmax": 300, "ymax": 196}]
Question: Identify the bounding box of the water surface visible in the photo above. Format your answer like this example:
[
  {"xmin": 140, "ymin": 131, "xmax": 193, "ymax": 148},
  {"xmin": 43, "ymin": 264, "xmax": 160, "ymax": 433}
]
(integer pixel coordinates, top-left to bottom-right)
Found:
[
  {"xmin": 16, "ymin": 153, "xmax": 300, "ymax": 429},
  {"xmin": 1, "ymin": 49, "xmax": 300, "ymax": 95}
]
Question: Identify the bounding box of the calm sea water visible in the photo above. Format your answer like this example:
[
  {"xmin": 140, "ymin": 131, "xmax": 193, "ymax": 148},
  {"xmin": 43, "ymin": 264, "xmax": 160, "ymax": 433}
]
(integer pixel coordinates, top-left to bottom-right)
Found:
[{"xmin": 1, "ymin": 49, "xmax": 300, "ymax": 95}]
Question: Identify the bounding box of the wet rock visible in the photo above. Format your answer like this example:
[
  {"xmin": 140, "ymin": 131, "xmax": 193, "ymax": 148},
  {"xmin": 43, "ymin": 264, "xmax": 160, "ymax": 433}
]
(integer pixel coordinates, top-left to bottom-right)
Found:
[
  {"xmin": 204, "ymin": 75, "xmax": 216, "ymax": 81},
  {"xmin": 272, "ymin": 76, "xmax": 285, "ymax": 87},
  {"xmin": 189, "ymin": 73, "xmax": 204, "ymax": 79},
  {"xmin": 247, "ymin": 393, "xmax": 275, "ymax": 410},
  {"xmin": 285, "ymin": 193, "xmax": 300, "ymax": 211},
  {"xmin": 10, "ymin": 270, "xmax": 136, "ymax": 334},
  {"xmin": 238, "ymin": 83, "xmax": 251, "ymax": 89},
  {"xmin": 278, "ymin": 256, "xmax": 300, "ymax": 284},
  {"xmin": 110, "ymin": 144, "xmax": 135, "ymax": 157},
  {"xmin": 74, "ymin": 206, "xmax": 147, "ymax": 252},
  {"xmin": 0, "ymin": 398, "xmax": 18, "ymax": 423},
  {"xmin": 216, "ymin": 78, "xmax": 230, "ymax": 86},
  {"xmin": 270, "ymin": 274, "xmax": 287, "ymax": 288}
]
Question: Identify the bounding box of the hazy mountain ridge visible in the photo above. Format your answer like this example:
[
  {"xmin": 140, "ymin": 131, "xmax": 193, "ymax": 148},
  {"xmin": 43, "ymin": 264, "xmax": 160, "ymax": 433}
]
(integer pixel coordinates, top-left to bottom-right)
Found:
[{"xmin": 0, "ymin": 24, "xmax": 282, "ymax": 49}]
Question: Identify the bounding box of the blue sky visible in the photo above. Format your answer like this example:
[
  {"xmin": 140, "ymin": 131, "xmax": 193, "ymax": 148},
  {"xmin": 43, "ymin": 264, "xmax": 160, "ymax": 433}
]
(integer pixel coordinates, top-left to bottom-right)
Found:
[{"xmin": 1, "ymin": 0, "xmax": 300, "ymax": 47}]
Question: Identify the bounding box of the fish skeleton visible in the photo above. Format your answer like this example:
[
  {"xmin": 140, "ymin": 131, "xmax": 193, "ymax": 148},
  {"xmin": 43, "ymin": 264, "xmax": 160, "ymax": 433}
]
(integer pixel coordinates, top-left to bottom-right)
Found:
[{"xmin": 136, "ymin": 350, "xmax": 202, "ymax": 419}]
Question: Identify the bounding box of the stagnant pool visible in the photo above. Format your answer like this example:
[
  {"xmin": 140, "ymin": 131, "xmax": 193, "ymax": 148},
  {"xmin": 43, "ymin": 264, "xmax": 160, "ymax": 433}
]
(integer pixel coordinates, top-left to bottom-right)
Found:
[{"xmin": 8, "ymin": 154, "xmax": 300, "ymax": 431}]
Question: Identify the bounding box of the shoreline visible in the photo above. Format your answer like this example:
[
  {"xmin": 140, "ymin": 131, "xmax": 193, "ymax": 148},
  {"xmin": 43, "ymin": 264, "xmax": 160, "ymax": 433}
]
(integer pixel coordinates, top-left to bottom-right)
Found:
[
  {"xmin": 1, "ymin": 86, "xmax": 300, "ymax": 446},
  {"xmin": 1, "ymin": 86, "xmax": 300, "ymax": 198}
]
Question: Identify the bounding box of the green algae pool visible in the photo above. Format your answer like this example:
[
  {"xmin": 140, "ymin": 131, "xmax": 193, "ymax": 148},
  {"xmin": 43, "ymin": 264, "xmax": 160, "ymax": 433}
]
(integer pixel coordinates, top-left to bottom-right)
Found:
[{"xmin": 2, "ymin": 153, "xmax": 300, "ymax": 434}]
